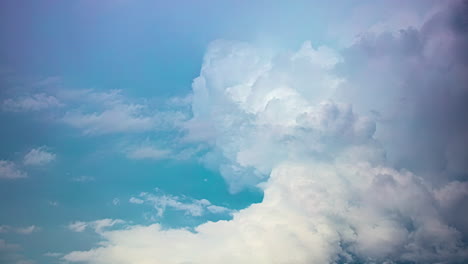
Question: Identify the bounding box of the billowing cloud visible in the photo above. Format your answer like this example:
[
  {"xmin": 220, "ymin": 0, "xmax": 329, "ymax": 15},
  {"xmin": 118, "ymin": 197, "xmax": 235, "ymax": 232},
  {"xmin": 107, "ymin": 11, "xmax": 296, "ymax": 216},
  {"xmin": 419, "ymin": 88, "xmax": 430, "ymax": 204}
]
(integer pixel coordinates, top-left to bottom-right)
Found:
[
  {"xmin": 62, "ymin": 1, "xmax": 468, "ymax": 263},
  {"xmin": 63, "ymin": 161, "xmax": 468, "ymax": 264},
  {"xmin": 0, "ymin": 160, "xmax": 27, "ymax": 179},
  {"xmin": 23, "ymin": 147, "xmax": 56, "ymax": 166}
]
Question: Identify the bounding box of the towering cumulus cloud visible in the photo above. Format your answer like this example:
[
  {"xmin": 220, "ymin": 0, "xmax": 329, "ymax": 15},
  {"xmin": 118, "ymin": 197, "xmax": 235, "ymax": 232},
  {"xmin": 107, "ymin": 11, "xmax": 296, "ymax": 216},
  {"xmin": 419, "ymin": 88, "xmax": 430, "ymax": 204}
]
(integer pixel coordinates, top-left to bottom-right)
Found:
[{"xmin": 63, "ymin": 2, "xmax": 468, "ymax": 263}]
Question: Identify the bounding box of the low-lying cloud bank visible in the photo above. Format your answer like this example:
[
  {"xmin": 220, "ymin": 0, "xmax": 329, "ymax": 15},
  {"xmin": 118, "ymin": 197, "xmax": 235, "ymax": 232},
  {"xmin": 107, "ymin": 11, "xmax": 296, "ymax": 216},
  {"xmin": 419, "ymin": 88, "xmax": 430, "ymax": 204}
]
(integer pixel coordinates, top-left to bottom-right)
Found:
[{"xmin": 63, "ymin": 1, "xmax": 468, "ymax": 263}]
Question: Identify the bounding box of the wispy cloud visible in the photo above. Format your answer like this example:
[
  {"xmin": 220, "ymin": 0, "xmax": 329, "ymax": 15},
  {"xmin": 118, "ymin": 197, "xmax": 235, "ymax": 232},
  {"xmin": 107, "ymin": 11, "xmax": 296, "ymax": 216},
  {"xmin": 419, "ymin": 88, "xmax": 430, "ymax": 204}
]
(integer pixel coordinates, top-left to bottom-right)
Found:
[
  {"xmin": 68, "ymin": 219, "xmax": 125, "ymax": 233},
  {"xmin": 126, "ymin": 146, "xmax": 171, "ymax": 160},
  {"xmin": 130, "ymin": 190, "xmax": 233, "ymax": 217},
  {"xmin": 71, "ymin": 176, "xmax": 95, "ymax": 183},
  {"xmin": 2, "ymin": 93, "xmax": 63, "ymax": 112},
  {"xmin": 0, "ymin": 225, "xmax": 39, "ymax": 235}
]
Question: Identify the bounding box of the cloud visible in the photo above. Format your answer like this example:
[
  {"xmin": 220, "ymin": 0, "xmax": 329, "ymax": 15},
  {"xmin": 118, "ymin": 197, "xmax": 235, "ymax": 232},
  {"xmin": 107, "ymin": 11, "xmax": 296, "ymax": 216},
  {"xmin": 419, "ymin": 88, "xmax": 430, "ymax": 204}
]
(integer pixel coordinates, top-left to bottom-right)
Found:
[
  {"xmin": 60, "ymin": 89, "xmax": 185, "ymax": 135},
  {"xmin": 23, "ymin": 147, "xmax": 56, "ymax": 166},
  {"xmin": 68, "ymin": 219, "xmax": 125, "ymax": 233},
  {"xmin": 128, "ymin": 197, "xmax": 144, "ymax": 204},
  {"xmin": 0, "ymin": 239, "xmax": 33, "ymax": 264},
  {"xmin": 185, "ymin": 39, "xmax": 362, "ymax": 192},
  {"xmin": 63, "ymin": 1, "xmax": 468, "ymax": 263},
  {"xmin": 15, "ymin": 225, "xmax": 40, "ymax": 235},
  {"xmin": 48, "ymin": 201, "xmax": 59, "ymax": 207},
  {"xmin": 2, "ymin": 93, "xmax": 63, "ymax": 112},
  {"xmin": 331, "ymin": 0, "xmax": 468, "ymax": 186},
  {"xmin": 130, "ymin": 190, "xmax": 232, "ymax": 217},
  {"xmin": 62, "ymin": 104, "xmax": 156, "ymax": 135},
  {"xmin": 63, "ymin": 162, "xmax": 468, "ymax": 264},
  {"xmin": 0, "ymin": 160, "xmax": 27, "ymax": 179},
  {"xmin": 126, "ymin": 146, "xmax": 171, "ymax": 160},
  {"xmin": 44, "ymin": 252, "xmax": 62, "ymax": 258},
  {"xmin": 68, "ymin": 221, "xmax": 87, "ymax": 233},
  {"xmin": 71, "ymin": 176, "xmax": 95, "ymax": 182}
]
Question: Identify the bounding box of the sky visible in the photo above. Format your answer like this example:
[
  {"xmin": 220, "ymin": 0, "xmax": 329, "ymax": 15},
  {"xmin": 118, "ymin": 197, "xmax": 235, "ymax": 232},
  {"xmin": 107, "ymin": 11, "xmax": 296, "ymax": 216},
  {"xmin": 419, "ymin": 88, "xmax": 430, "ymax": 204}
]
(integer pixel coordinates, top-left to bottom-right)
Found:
[{"xmin": 0, "ymin": 0, "xmax": 467, "ymax": 263}]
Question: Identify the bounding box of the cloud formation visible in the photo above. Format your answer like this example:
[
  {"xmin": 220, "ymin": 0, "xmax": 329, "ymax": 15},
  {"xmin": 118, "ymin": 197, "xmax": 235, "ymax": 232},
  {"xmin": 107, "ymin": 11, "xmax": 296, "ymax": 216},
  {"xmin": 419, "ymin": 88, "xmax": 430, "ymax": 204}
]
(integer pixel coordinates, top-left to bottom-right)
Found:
[
  {"xmin": 62, "ymin": 1, "xmax": 468, "ymax": 263},
  {"xmin": 129, "ymin": 190, "xmax": 232, "ymax": 217},
  {"xmin": 0, "ymin": 160, "xmax": 27, "ymax": 179},
  {"xmin": 68, "ymin": 219, "xmax": 125, "ymax": 233},
  {"xmin": 2, "ymin": 93, "xmax": 63, "ymax": 112},
  {"xmin": 23, "ymin": 147, "xmax": 56, "ymax": 166},
  {"xmin": 126, "ymin": 146, "xmax": 171, "ymax": 161},
  {"xmin": 0, "ymin": 225, "xmax": 39, "ymax": 235},
  {"xmin": 59, "ymin": 89, "xmax": 184, "ymax": 135}
]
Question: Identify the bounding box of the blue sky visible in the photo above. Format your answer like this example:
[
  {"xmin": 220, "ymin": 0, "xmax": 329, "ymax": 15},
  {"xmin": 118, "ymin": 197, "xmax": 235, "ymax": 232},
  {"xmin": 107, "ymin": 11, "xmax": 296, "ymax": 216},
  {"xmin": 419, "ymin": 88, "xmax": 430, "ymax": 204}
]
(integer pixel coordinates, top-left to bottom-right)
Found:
[{"xmin": 1, "ymin": 1, "xmax": 468, "ymax": 264}]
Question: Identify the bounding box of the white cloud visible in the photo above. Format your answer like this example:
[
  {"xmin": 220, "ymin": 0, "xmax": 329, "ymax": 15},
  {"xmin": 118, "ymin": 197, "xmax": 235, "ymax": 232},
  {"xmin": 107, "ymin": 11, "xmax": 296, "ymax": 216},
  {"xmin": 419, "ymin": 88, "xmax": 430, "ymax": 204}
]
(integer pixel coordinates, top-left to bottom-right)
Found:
[
  {"xmin": 112, "ymin": 198, "xmax": 120, "ymax": 206},
  {"xmin": 23, "ymin": 147, "xmax": 56, "ymax": 166},
  {"xmin": 0, "ymin": 160, "xmax": 27, "ymax": 179},
  {"xmin": 2, "ymin": 93, "xmax": 63, "ymax": 112},
  {"xmin": 129, "ymin": 197, "xmax": 144, "ymax": 204},
  {"xmin": 15, "ymin": 225, "xmax": 39, "ymax": 235},
  {"xmin": 68, "ymin": 219, "xmax": 125, "ymax": 234},
  {"xmin": 63, "ymin": 161, "xmax": 468, "ymax": 264},
  {"xmin": 132, "ymin": 191, "xmax": 232, "ymax": 218},
  {"xmin": 59, "ymin": 89, "xmax": 184, "ymax": 135},
  {"xmin": 68, "ymin": 221, "xmax": 87, "ymax": 233},
  {"xmin": 62, "ymin": 104, "xmax": 155, "ymax": 135},
  {"xmin": 62, "ymin": 2, "xmax": 468, "ymax": 263},
  {"xmin": 44, "ymin": 252, "xmax": 62, "ymax": 258}
]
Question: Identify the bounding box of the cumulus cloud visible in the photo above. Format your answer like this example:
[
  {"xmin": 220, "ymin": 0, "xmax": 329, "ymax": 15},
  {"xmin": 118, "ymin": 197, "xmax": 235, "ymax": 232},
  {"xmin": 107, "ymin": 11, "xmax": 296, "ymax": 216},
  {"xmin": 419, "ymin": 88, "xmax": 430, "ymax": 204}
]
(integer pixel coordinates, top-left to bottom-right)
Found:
[
  {"xmin": 64, "ymin": 162, "xmax": 468, "ymax": 264},
  {"xmin": 23, "ymin": 147, "xmax": 56, "ymax": 166},
  {"xmin": 63, "ymin": 1, "xmax": 468, "ymax": 263},
  {"xmin": 0, "ymin": 160, "xmax": 27, "ymax": 179},
  {"xmin": 2, "ymin": 93, "xmax": 63, "ymax": 112}
]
